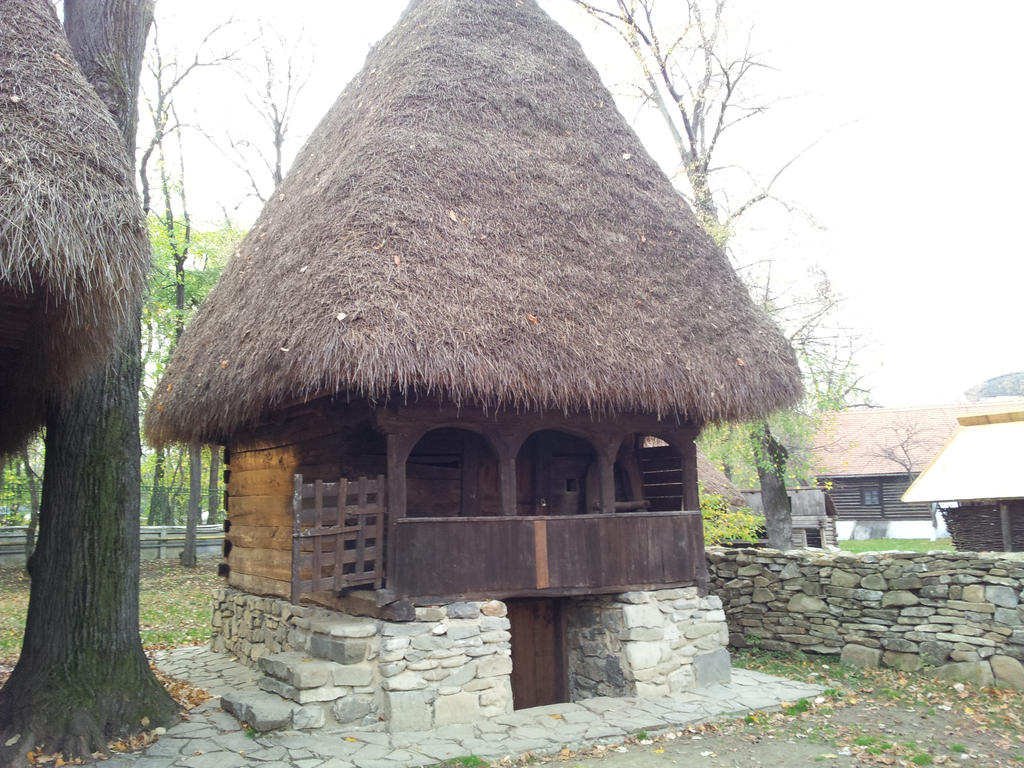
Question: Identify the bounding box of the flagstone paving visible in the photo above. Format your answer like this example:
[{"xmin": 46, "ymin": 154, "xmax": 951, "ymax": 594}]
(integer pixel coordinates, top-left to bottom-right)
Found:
[{"xmin": 103, "ymin": 646, "xmax": 823, "ymax": 768}]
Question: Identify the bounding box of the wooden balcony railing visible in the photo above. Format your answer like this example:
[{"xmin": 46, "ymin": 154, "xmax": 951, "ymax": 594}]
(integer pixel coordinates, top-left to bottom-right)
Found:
[{"xmin": 388, "ymin": 510, "xmax": 705, "ymax": 601}]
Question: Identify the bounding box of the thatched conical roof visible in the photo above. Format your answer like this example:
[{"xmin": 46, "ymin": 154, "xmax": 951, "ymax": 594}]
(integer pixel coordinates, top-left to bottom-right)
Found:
[
  {"xmin": 146, "ymin": 0, "xmax": 801, "ymax": 445},
  {"xmin": 0, "ymin": 0, "xmax": 148, "ymax": 453}
]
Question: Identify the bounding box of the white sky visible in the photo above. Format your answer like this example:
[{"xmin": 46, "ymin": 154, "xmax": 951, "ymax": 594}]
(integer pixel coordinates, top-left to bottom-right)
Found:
[{"xmin": 149, "ymin": 1, "xmax": 1024, "ymax": 409}]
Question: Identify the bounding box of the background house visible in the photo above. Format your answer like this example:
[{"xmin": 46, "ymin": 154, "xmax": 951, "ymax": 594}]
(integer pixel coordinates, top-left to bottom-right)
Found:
[
  {"xmin": 813, "ymin": 400, "xmax": 1024, "ymax": 539},
  {"xmin": 904, "ymin": 410, "xmax": 1024, "ymax": 551}
]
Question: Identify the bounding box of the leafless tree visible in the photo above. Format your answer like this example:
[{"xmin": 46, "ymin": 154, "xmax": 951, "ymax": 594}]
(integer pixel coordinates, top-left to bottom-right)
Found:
[
  {"xmin": 139, "ymin": 20, "xmax": 236, "ymax": 565},
  {"xmin": 205, "ymin": 23, "xmax": 312, "ymax": 206},
  {"xmin": 574, "ymin": 0, "xmax": 856, "ymax": 549},
  {"xmin": 875, "ymin": 415, "xmax": 934, "ymax": 479}
]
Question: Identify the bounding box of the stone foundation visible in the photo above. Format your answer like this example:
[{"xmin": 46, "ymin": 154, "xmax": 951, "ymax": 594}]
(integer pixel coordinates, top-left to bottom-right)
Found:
[
  {"xmin": 211, "ymin": 586, "xmax": 731, "ymax": 729},
  {"xmin": 567, "ymin": 587, "xmax": 730, "ymax": 698},
  {"xmin": 211, "ymin": 588, "xmax": 512, "ymax": 728},
  {"xmin": 707, "ymin": 548, "xmax": 1024, "ymax": 689}
]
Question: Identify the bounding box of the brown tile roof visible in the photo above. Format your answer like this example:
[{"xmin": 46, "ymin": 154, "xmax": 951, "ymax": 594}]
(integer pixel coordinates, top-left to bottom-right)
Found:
[{"xmin": 813, "ymin": 400, "xmax": 1024, "ymax": 477}]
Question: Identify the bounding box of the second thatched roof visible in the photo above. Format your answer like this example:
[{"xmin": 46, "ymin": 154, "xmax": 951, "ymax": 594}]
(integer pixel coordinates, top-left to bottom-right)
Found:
[
  {"xmin": 147, "ymin": 0, "xmax": 801, "ymax": 445},
  {"xmin": 0, "ymin": 0, "xmax": 148, "ymax": 452}
]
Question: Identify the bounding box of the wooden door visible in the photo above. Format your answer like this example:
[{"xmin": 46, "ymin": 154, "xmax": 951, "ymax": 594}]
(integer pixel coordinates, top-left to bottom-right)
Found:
[{"xmin": 507, "ymin": 597, "xmax": 568, "ymax": 709}]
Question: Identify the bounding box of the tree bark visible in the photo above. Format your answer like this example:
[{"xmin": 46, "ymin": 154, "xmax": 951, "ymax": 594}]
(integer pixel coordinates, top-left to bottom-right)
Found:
[
  {"xmin": 206, "ymin": 446, "xmax": 221, "ymax": 525},
  {"xmin": 753, "ymin": 421, "xmax": 792, "ymax": 550},
  {"xmin": 181, "ymin": 442, "xmax": 201, "ymax": 567},
  {"xmin": 0, "ymin": 0, "xmax": 177, "ymax": 762}
]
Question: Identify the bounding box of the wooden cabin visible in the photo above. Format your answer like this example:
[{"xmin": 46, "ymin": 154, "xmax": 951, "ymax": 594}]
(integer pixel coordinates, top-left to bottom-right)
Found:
[
  {"xmin": 147, "ymin": 0, "xmax": 801, "ymax": 722},
  {"xmin": 225, "ymin": 398, "xmax": 704, "ymax": 606}
]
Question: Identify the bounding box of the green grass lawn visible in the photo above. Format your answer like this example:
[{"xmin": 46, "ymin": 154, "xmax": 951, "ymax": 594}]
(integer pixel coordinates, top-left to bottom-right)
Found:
[
  {"xmin": 838, "ymin": 538, "xmax": 954, "ymax": 553},
  {"xmin": 0, "ymin": 557, "xmax": 221, "ymax": 662}
]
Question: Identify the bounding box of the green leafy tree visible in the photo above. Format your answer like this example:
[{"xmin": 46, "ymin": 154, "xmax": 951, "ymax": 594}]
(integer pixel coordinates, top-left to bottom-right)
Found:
[{"xmin": 700, "ymin": 489, "xmax": 762, "ymax": 546}]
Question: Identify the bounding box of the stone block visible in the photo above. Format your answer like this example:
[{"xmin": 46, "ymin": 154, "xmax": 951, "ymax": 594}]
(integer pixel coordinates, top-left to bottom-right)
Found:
[
  {"xmin": 991, "ymin": 654, "xmax": 1024, "ymax": 689},
  {"xmin": 331, "ymin": 662, "xmax": 373, "ymax": 686},
  {"xmin": 752, "ymin": 588, "xmax": 774, "ymax": 603},
  {"xmin": 312, "ymin": 617, "xmax": 378, "ymax": 638},
  {"xmin": 931, "ymin": 660, "xmax": 994, "ymax": 687},
  {"xmin": 693, "ymin": 648, "xmax": 731, "ymax": 687},
  {"xmin": 684, "ymin": 621, "xmax": 723, "ymax": 640},
  {"xmin": 841, "ymin": 643, "xmax": 882, "ymax": 668},
  {"xmin": 476, "ymin": 654, "xmax": 513, "ymax": 678},
  {"xmin": 623, "ymin": 627, "xmax": 663, "ymax": 642},
  {"xmin": 787, "ymin": 594, "xmax": 826, "ymax": 613},
  {"xmin": 881, "ymin": 591, "xmax": 919, "ymax": 608},
  {"xmin": 447, "ymin": 602, "xmax": 481, "ymax": 619},
  {"xmin": 310, "ymin": 635, "xmax": 368, "ymax": 665},
  {"xmin": 995, "ymin": 607, "xmax": 1023, "ymax": 627},
  {"xmin": 447, "ymin": 621, "xmax": 481, "ymax": 641},
  {"xmin": 629, "ymin": 681, "xmax": 666, "ymax": 697},
  {"xmin": 986, "ymin": 585, "xmax": 1020, "ymax": 609},
  {"xmin": 962, "ymin": 584, "xmax": 985, "ymax": 603},
  {"xmin": 480, "ymin": 616, "xmax": 511, "ymax": 631},
  {"xmin": 479, "ymin": 679, "xmax": 513, "ymax": 711},
  {"xmin": 890, "ymin": 575, "xmax": 923, "ymax": 589},
  {"xmin": 443, "ymin": 661, "xmax": 477, "ymax": 688},
  {"xmin": 830, "ymin": 570, "xmax": 859, "ymax": 588},
  {"xmin": 415, "ymin": 607, "xmax": 446, "ymax": 622},
  {"xmin": 860, "ymin": 573, "xmax": 887, "ymax": 591},
  {"xmin": 292, "ymin": 704, "xmax": 326, "ymax": 730},
  {"xmin": 619, "ymin": 591, "xmax": 651, "ymax": 604},
  {"xmin": 919, "ymin": 640, "xmax": 952, "ymax": 666},
  {"xmin": 382, "ymin": 670, "xmax": 427, "ymax": 691},
  {"xmin": 258, "ymin": 652, "xmax": 334, "ymax": 689},
  {"xmin": 882, "ymin": 651, "xmax": 922, "ymax": 672},
  {"xmin": 625, "ymin": 641, "xmax": 663, "ymax": 671},
  {"xmin": 623, "ymin": 603, "xmax": 664, "ymax": 629},
  {"xmin": 382, "ymin": 689, "xmax": 433, "ymax": 731},
  {"xmin": 668, "ymin": 664, "xmax": 696, "ymax": 693},
  {"xmin": 434, "ymin": 691, "xmax": 481, "ymax": 725},
  {"xmin": 221, "ymin": 690, "xmax": 295, "ymax": 732},
  {"xmin": 779, "ymin": 561, "xmax": 803, "ymax": 581},
  {"xmin": 331, "ymin": 693, "xmax": 374, "ymax": 724},
  {"xmin": 381, "ymin": 622, "xmax": 432, "ymax": 637}
]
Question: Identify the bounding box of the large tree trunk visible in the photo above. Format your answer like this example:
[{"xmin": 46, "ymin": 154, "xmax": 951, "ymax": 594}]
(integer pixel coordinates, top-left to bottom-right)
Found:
[
  {"xmin": 181, "ymin": 442, "xmax": 201, "ymax": 567},
  {"xmin": 753, "ymin": 422, "xmax": 792, "ymax": 550},
  {"xmin": 206, "ymin": 445, "xmax": 221, "ymax": 525},
  {"xmin": 0, "ymin": 1, "xmax": 177, "ymax": 762}
]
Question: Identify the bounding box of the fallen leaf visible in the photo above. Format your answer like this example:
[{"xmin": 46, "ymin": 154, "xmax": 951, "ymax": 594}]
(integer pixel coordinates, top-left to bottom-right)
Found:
[
  {"xmin": 394, "ymin": 254, "xmax": 401, "ymax": 265},
  {"xmin": 736, "ymin": 357, "xmax": 745, "ymax": 366},
  {"xmin": 337, "ymin": 312, "xmax": 348, "ymax": 321},
  {"xmin": 448, "ymin": 209, "xmax": 459, "ymax": 222},
  {"xmin": 526, "ymin": 313, "xmax": 538, "ymax": 325},
  {"xmin": 220, "ymin": 360, "xmax": 228, "ymax": 368}
]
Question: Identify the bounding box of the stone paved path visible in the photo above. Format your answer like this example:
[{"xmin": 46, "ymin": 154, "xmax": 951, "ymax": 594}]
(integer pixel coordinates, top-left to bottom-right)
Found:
[{"xmin": 104, "ymin": 646, "xmax": 822, "ymax": 768}]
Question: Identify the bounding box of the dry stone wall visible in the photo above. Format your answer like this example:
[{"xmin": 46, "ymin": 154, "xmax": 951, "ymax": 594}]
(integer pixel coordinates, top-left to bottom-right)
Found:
[
  {"xmin": 707, "ymin": 548, "xmax": 1024, "ymax": 689},
  {"xmin": 211, "ymin": 585, "xmax": 731, "ymax": 729},
  {"xmin": 567, "ymin": 587, "xmax": 730, "ymax": 699},
  {"xmin": 211, "ymin": 588, "xmax": 512, "ymax": 728}
]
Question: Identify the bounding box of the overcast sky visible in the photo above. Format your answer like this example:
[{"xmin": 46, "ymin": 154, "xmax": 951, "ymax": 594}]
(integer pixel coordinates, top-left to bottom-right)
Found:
[{"xmin": 149, "ymin": 1, "xmax": 1024, "ymax": 409}]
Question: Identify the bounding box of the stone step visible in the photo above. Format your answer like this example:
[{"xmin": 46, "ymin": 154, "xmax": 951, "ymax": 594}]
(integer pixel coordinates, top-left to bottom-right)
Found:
[{"xmin": 221, "ymin": 688, "xmax": 376, "ymax": 732}]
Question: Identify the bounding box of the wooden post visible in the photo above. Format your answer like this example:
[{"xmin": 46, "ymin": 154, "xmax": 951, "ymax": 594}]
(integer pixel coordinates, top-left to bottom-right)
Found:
[
  {"xmin": 290, "ymin": 473, "xmax": 303, "ymax": 605},
  {"xmin": 1000, "ymin": 501, "xmax": 1013, "ymax": 552},
  {"xmin": 385, "ymin": 432, "xmax": 410, "ymax": 587},
  {"xmin": 460, "ymin": 436, "xmax": 480, "ymax": 517},
  {"xmin": 597, "ymin": 453, "xmax": 615, "ymax": 515},
  {"xmin": 678, "ymin": 435, "xmax": 699, "ymax": 512},
  {"xmin": 498, "ymin": 453, "xmax": 517, "ymax": 517}
]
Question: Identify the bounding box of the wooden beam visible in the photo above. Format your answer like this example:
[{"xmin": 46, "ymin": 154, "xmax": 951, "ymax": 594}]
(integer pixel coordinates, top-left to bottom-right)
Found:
[
  {"xmin": 1000, "ymin": 501, "xmax": 1013, "ymax": 552},
  {"xmin": 533, "ymin": 519, "xmax": 549, "ymax": 589}
]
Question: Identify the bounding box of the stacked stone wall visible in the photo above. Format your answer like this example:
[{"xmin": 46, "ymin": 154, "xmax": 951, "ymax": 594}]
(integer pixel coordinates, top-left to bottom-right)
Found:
[
  {"xmin": 567, "ymin": 587, "xmax": 730, "ymax": 699},
  {"xmin": 707, "ymin": 548, "xmax": 1024, "ymax": 688},
  {"xmin": 211, "ymin": 588, "xmax": 512, "ymax": 728}
]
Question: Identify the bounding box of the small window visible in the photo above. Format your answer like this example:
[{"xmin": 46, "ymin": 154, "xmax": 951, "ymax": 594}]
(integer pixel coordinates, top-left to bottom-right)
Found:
[
  {"xmin": 565, "ymin": 478, "xmax": 578, "ymax": 493},
  {"xmin": 862, "ymin": 487, "xmax": 880, "ymax": 505}
]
